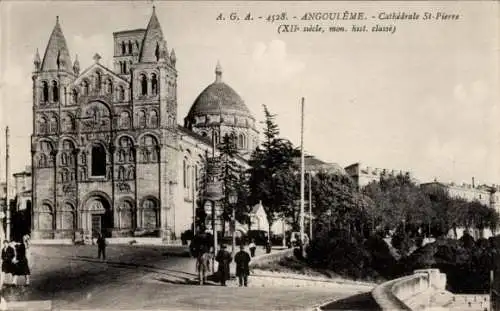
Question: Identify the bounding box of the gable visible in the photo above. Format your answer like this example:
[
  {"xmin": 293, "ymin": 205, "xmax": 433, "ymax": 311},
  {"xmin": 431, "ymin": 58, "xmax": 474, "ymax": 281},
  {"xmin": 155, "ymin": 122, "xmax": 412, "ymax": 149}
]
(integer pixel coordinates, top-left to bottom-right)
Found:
[{"xmin": 72, "ymin": 63, "xmax": 129, "ymax": 89}]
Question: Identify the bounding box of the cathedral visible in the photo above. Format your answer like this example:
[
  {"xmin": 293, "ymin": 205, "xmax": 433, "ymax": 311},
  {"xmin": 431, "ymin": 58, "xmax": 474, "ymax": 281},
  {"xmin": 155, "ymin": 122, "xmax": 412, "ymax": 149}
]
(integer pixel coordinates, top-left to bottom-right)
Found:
[{"xmin": 30, "ymin": 8, "xmax": 259, "ymax": 241}]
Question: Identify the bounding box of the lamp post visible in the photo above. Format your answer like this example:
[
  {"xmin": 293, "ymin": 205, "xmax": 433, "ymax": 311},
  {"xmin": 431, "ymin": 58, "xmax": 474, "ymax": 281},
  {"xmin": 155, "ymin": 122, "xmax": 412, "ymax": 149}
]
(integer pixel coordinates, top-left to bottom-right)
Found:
[{"xmin": 229, "ymin": 191, "xmax": 238, "ymax": 254}]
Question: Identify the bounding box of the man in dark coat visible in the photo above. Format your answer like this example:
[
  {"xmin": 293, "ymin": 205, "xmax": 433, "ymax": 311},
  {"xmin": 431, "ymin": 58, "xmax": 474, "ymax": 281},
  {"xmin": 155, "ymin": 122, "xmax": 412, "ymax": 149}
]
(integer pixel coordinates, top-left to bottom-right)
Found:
[
  {"xmin": 97, "ymin": 233, "xmax": 107, "ymax": 260},
  {"xmin": 1, "ymin": 240, "xmax": 15, "ymax": 285},
  {"xmin": 234, "ymin": 244, "xmax": 251, "ymax": 287},
  {"xmin": 215, "ymin": 244, "xmax": 232, "ymax": 286}
]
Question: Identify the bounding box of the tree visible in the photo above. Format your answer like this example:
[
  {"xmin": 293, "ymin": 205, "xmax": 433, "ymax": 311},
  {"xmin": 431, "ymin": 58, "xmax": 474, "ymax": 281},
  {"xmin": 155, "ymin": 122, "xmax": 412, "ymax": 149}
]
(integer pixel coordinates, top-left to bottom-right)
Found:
[
  {"xmin": 311, "ymin": 171, "xmax": 359, "ymax": 234},
  {"xmin": 218, "ymin": 133, "xmax": 245, "ymax": 237},
  {"xmin": 248, "ymin": 105, "xmax": 300, "ymax": 241}
]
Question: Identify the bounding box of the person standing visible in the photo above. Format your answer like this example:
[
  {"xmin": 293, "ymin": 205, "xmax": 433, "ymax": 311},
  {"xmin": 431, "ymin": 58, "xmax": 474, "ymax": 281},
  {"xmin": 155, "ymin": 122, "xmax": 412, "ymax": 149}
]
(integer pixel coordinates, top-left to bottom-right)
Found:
[
  {"xmin": 249, "ymin": 240, "xmax": 256, "ymax": 258},
  {"xmin": 215, "ymin": 244, "xmax": 232, "ymax": 286},
  {"xmin": 97, "ymin": 233, "xmax": 107, "ymax": 260},
  {"xmin": 12, "ymin": 240, "xmax": 30, "ymax": 286},
  {"xmin": 1, "ymin": 240, "xmax": 15, "ymax": 286},
  {"xmin": 234, "ymin": 244, "xmax": 251, "ymax": 287},
  {"xmin": 196, "ymin": 246, "xmax": 212, "ymax": 285}
]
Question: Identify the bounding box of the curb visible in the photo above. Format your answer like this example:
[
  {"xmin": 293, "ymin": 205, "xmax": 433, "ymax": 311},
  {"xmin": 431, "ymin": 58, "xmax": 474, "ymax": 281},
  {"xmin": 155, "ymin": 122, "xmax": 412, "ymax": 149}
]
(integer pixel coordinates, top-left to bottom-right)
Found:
[{"xmin": 0, "ymin": 298, "xmax": 52, "ymax": 311}]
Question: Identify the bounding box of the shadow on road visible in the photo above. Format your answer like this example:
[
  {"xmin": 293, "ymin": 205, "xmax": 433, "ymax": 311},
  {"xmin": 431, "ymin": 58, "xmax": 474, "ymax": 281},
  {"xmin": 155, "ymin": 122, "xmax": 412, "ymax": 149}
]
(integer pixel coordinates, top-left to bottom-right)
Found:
[
  {"xmin": 2, "ymin": 245, "xmax": 195, "ymax": 304},
  {"xmin": 320, "ymin": 291, "xmax": 381, "ymax": 310}
]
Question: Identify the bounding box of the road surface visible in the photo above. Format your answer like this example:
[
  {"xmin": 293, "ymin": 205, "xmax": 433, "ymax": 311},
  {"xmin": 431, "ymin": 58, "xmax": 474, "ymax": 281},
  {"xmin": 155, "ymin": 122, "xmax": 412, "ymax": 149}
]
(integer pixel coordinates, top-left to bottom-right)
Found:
[{"xmin": 2, "ymin": 244, "xmax": 370, "ymax": 310}]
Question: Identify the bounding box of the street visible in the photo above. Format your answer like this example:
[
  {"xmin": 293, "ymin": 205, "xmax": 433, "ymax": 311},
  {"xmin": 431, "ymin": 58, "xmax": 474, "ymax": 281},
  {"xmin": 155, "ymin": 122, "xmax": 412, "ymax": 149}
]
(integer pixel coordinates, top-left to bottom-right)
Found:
[{"xmin": 0, "ymin": 244, "xmax": 369, "ymax": 310}]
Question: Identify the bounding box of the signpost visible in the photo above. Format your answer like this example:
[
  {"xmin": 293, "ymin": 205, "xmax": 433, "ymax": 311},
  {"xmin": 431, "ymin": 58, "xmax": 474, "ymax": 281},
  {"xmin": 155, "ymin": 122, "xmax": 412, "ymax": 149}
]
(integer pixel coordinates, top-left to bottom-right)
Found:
[{"xmin": 204, "ymin": 156, "xmax": 224, "ymax": 269}]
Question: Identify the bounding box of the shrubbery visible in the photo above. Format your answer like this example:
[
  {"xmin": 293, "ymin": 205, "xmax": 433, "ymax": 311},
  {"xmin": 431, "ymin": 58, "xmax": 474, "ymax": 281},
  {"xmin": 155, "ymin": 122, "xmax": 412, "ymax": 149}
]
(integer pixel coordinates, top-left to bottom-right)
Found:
[
  {"xmin": 304, "ymin": 226, "xmax": 499, "ymax": 294},
  {"xmin": 306, "ymin": 228, "xmax": 393, "ymax": 281}
]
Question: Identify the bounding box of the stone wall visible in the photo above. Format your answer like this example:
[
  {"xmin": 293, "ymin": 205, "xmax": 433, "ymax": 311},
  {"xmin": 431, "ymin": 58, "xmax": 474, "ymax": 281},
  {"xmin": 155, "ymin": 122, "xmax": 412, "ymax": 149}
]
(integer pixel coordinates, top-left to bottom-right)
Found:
[{"xmin": 372, "ymin": 269, "xmax": 448, "ymax": 311}]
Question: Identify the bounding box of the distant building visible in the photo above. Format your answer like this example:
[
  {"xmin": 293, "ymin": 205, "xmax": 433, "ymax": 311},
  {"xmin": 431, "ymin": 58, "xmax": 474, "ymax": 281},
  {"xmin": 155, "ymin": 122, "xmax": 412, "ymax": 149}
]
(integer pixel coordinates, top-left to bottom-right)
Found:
[
  {"xmin": 13, "ymin": 167, "xmax": 32, "ymax": 212},
  {"xmin": 294, "ymin": 155, "xmax": 347, "ymax": 176},
  {"xmin": 420, "ymin": 180, "xmax": 500, "ymax": 239},
  {"xmin": 345, "ymin": 162, "xmax": 418, "ymax": 188},
  {"xmin": 420, "ymin": 181, "xmax": 494, "ymax": 208},
  {"xmin": 248, "ymin": 201, "xmax": 289, "ymax": 235}
]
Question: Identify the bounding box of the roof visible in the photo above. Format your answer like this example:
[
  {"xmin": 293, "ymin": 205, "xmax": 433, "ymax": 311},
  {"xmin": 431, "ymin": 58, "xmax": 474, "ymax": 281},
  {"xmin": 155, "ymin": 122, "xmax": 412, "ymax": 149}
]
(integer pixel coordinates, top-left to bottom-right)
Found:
[
  {"xmin": 113, "ymin": 28, "xmax": 146, "ymax": 35},
  {"xmin": 250, "ymin": 202, "xmax": 264, "ymax": 214},
  {"xmin": 139, "ymin": 7, "xmax": 165, "ymax": 63},
  {"xmin": 294, "ymin": 155, "xmax": 347, "ymax": 175},
  {"xmin": 41, "ymin": 17, "xmax": 72, "ymax": 72},
  {"xmin": 187, "ymin": 63, "xmax": 253, "ymax": 120}
]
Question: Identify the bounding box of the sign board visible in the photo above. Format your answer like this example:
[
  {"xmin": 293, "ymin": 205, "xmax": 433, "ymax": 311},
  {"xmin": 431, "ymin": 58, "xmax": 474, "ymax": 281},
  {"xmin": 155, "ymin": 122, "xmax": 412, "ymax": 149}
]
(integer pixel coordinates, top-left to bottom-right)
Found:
[
  {"xmin": 205, "ymin": 182, "xmax": 224, "ymax": 201},
  {"xmin": 204, "ymin": 157, "xmax": 224, "ymax": 201},
  {"xmin": 204, "ymin": 201, "xmax": 213, "ymax": 214}
]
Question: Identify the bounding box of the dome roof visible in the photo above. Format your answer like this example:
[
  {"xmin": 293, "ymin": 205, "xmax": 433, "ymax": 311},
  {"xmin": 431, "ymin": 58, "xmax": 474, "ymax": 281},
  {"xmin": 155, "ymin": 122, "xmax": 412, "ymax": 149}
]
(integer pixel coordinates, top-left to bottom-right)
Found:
[{"xmin": 187, "ymin": 62, "xmax": 253, "ymax": 120}]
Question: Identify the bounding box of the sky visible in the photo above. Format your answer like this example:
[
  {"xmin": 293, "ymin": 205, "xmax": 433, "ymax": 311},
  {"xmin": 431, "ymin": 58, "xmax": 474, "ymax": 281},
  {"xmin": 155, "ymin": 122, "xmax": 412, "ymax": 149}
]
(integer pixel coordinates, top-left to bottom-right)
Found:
[{"xmin": 0, "ymin": 1, "xmax": 498, "ymax": 187}]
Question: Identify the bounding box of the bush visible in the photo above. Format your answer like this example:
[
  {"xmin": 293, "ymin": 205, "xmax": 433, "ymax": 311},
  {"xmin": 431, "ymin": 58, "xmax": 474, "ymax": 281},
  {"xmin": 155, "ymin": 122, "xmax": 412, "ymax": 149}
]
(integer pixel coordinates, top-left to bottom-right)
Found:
[{"xmin": 305, "ymin": 228, "xmax": 387, "ymax": 281}]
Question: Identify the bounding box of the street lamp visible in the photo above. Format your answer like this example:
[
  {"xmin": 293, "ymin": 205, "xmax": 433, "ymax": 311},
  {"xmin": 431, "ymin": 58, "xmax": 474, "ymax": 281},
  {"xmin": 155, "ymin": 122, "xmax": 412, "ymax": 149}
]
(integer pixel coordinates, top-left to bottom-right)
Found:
[{"xmin": 229, "ymin": 191, "xmax": 238, "ymax": 254}]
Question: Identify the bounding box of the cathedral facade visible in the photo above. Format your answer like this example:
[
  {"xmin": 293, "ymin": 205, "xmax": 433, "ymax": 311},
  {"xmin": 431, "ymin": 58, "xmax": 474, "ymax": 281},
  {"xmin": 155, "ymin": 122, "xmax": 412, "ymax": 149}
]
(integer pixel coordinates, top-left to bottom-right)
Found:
[{"xmin": 30, "ymin": 8, "xmax": 258, "ymax": 240}]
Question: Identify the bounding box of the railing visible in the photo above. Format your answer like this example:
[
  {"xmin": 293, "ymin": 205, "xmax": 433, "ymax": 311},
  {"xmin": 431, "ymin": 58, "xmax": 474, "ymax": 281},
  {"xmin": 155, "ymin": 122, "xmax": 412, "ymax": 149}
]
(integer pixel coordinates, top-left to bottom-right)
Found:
[{"xmin": 372, "ymin": 269, "xmax": 448, "ymax": 311}]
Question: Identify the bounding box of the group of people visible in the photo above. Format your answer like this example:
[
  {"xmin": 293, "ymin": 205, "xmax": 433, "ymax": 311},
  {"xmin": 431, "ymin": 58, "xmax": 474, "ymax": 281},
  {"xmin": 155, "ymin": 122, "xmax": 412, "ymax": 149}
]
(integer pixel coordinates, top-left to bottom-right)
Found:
[
  {"xmin": 196, "ymin": 243, "xmax": 252, "ymax": 287},
  {"xmin": 1, "ymin": 234, "xmax": 31, "ymax": 286}
]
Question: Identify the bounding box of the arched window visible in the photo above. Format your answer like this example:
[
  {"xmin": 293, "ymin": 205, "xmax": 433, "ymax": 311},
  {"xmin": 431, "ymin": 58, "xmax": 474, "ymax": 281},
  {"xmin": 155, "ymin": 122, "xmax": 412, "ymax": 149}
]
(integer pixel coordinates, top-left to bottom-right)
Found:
[
  {"xmin": 52, "ymin": 81, "xmax": 59, "ymax": 102},
  {"xmin": 138, "ymin": 110, "xmax": 146, "ymax": 128},
  {"xmin": 61, "ymin": 153, "xmax": 68, "ymax": 166},
  {"xmin": 121, "ymin": 42, "xmax": 126, "ymax": 55},
  {"xmin": 183, "ymin": 159, "xmax": 187, "ymax": 188},
  {"xmin": 149, "ymin": 110, "xmax": 158, "ymax": 128},
  {"xmin": 238, "ymin": 134, "xmax": 244, "ymax": 149},
  {"xmin": 91, "ymin": 144, "xmax": 106, "ymax": 177},
  {"xmin": 128, "ymin": 41, "xmax": 132, "ymax": 54},
  {"xmin": 83, "ymin": 80, "xmax": 89, "ymax": 95},
  {"xmin": 123, "ymin": 62, "xmax": 127, "ymax": 74},
  {"xmin": 95, "ymin": 72, "xmax": 102, "ymax": 92},
  {"xmin": 194, "ymin": 164, "xmax": 198, "ymax": 191},
  {"xmin": 140, "ymin": 74, "xmax": 147, "ymax": 96},
  {"xmin": 151, "ymin": 73, "xmax": 158, "ymax": 95},
  {"xmin": 72, "ymin": 89, "xmax": 78, "ymax": 104},
  {"xmin": 142, "ymin": 199, "xmax": 158, "ymax": 229},
  {"xmin": 118, "ymin": 86, "xmax": 125, "ymax": 101},
  {"xmin": 106, "ymin": 79, "xmax": 113, "ymax": 95},
  {"xmin": 41, "ymin": 81, "xmax": 49, "ymax": 102}
]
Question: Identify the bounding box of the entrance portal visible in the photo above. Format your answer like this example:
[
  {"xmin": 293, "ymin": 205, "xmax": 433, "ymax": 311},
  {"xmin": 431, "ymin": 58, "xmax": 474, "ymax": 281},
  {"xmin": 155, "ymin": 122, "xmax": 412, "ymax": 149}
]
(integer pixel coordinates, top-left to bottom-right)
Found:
[{"xmin": 83, "ymin": 196, "xmax": 113, "ymax": 238}]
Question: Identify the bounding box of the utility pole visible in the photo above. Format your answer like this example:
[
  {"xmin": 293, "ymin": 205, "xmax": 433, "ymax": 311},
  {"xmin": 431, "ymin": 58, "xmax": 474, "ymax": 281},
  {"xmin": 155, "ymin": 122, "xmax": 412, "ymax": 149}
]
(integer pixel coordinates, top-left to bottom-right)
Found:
[
  {"xmin": 5, "ymin": 127, "xmax": 10, "ymax": 241},
  {"xmin": 308, "ymin": 171, "xmax": 312, "ymax": 241},
  {"xmin": 300, "ymin": 97, "xmax": 305, "ymax": 257},
  {"xmin": 192, "ymin": 168, "xmax": 196, "ymax": 236}
]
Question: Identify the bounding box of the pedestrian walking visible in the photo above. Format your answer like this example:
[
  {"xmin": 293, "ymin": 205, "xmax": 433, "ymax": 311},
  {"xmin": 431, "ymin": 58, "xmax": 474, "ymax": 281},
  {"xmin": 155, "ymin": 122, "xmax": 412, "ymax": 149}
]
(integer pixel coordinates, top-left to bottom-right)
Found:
[
  {"xmin": 12, "ymin": 239, "xmax": 30, "ymax": 286},
  {"xmin": 196, "ymin": 246, "xmax": 212, "ymax": 285},
  {"xmin": 1, "ymin": 240, "xmax": 15, "ymax": 286},
  {"xmin": 97, "ymin": 233, "xmax": 107, "ymax": 260},
  {"xmin": 215, "ymin": 244, "xmax": 232, "ymax": 286},
  {"xmin": 234, "ymin": 244, "xmax": 251, "ymax": 287},
  {"xmin": 249, "ymin": 240, "xmax": 256, "ymax": 257}
]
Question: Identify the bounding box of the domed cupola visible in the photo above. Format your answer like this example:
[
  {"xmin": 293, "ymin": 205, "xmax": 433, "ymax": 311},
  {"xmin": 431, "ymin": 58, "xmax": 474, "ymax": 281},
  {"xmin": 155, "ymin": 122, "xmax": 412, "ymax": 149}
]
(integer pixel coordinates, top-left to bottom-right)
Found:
[{"xmin": 184, "ymin": 62, "xmax": 259, "ymax": 157}]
